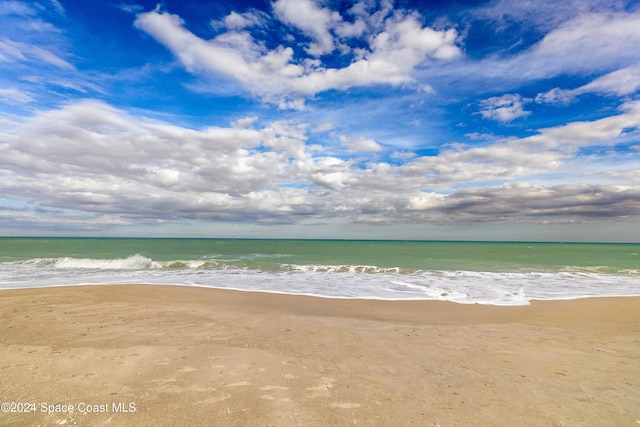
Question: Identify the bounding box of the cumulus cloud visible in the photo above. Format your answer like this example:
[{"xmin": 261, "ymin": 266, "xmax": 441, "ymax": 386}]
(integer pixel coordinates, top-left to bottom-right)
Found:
[
  {"xmin": 220, "ymin": 10, "xmax": 267, "ymax": 30},
  {"xmin": 339, "ymin": 135, "xmax": 383, "ymax": 152},
  {"xmin": 0, "ymin": 100, "xmax": 338, "ymax": 225},
  {"xmin": 134, "ymin": 3, "xmax": 461, "ymax": 108},
  {"xmin": 534, "ymin": 87, "xmax": 574, "ymax": 105},
  {"xmin": 479, "ymin": 94, "xmax": 531, "ymax": 123},
  {"xmin": 273, "ymin": 0, "xmax": 339, "ymax": 56},
  {"xmin": 1, "ymin": 99, "xmax": 639, "ymax": 231}
]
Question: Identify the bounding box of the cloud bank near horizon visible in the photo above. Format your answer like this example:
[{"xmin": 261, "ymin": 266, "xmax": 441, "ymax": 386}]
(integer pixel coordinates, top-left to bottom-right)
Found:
[{"xmin": 2, "ymin": 99, "xmax": 639, "ymax": 232}]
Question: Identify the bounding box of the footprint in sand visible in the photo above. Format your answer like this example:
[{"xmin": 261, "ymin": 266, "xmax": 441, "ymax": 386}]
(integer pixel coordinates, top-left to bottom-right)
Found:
[
  {"xmin": 196, "ymin": 395, "xmax": 231, "ymax": 405},
  {"xmin": 259, "ymin": 386, "xmax": 290, "ymax": 402},
  {"xmin": 307, "ymin": 383, "xmax": 333, "ymax": 398},
  {"xmin": 307, "ymin": 377, "xmax": 336, "ymax": 391},
  {"xmin": 306, "ymin": 377, "xmax": 337, "ymax": 398},
  {"xmin": 260, "ymin": 395, "xmax": 291, "ymax": 402},
  {"xmin": 226, "ymin": 381, "xmax": 252, "ymax": 387},
  {"xmin": 307, "ymin": 383, "xmax": 332, "ymax": 391},
  {"xmin": 330, "ymin": 402, "xmax": 361, "ymax": 409},
  {"xmin": 187, "ymin": 385, "xmax": 217, "ymax": 392}
]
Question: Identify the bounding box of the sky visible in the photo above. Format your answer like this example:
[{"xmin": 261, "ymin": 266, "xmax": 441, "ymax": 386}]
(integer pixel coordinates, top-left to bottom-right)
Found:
[{"xmin": 1, "ymin": 0, "xmax": 640, "ymax": 241}]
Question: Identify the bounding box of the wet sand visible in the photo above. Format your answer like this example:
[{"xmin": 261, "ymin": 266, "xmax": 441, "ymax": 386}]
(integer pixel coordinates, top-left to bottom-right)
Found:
[{"xmin": 1, "ymin": 285, "xmax": 639, "ymax": 426}]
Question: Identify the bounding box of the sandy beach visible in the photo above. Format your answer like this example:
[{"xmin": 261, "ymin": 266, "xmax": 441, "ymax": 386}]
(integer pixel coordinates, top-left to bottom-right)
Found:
[{"xmin": 1, "ymin": 285, "xmax": 638, "ymax": 426}]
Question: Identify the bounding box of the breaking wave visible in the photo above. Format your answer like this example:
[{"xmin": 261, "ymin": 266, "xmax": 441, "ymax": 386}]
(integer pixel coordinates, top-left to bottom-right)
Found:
[{"xmin": 1, "ymin": 254, "xmax": 639, "ymax": 306}]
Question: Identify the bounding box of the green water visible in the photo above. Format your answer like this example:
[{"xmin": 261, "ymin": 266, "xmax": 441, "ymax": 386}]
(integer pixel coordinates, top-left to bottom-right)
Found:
[{"xmin": 0, "ymin": 238, "xmax": 637, "ymax": 273}]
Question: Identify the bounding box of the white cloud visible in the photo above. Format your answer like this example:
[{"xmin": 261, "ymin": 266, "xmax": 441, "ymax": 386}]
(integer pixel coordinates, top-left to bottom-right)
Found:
[
  {"xmin": 118, "ymin": 3, "xmax": 144, "ymax": 14},
  {"xmin": 537, "ymin": 64, "xmax": 640, "ymax": 104},
  {"xmin": 0, "ymin": 100, "xmax": 335, "ymax": 225},
  {"xmin": 1, "ymin": 99, "xmax": 639, "ymax": 232},
  {"xmin": 420, "ymin": 84, "xmax": 435, "ymax": 94},
  {"xmin": 527, "ymin": 100, "xmax": 640, "ymax": 150},
  {"xmin": 339, "ymin": 135, "xmax": 383, "ymax": 152},
  {"xmin": 273, "ymin": 0, "xmax": 339, "ymax": 56},
  {"xmin": 430, "ymin": 10, "xmax": 640, "ymax": 90},
  {"xmin": 232, "ymin": 116, "xmax": 259, "ymax": 128},
  {"xmin": 479, "ymin": 94, "xmax": 531, "ymax": 122},
  {"xmin": 534, "ymin": 87, "xmax": 574, "ymax": 105},
  {"xmin": 471, "ymin": 0, "xmax": 623, "ymax": 32},
  {"xmin": 311, "ymin": 121, "xmax": 335, "ymax": 133},
  {"xmin": 0, "ymin": 87, "xmax": 34, "ymax": 104},
  {"xmin": 134, "ymin": 4, "xmax": 461, "ymax": 108},
  {"xmin": 0, "ymin": 1, "xmax": 37, "ymax": 16},
  {"xmin": 260, "ymin": 120, "xmax": 309, "ymax": 158},
  {"xmin": 602, "ymin": 169, "xmax": 640, "ymax": 183},
  {"xmin": 578, "ymin": 64, "xmax": 640, "ymax": 96},
  {"xmin": 526, "ymin": 11, "xmax": 640, "ymax": 76},
  {"xmin": 0, "ymin": 38, "xmax": 74, "ymax": 70},
  {"xmin": 48, "ymin": 0, "xmax": 65, "ymax": 16},
  {"xmin": 221, "ymin": 10, "xmax": 267, "ymax": 30}
]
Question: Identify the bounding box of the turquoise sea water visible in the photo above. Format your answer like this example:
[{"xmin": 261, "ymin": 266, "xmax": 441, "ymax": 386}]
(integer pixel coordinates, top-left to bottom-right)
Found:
[{"xmin": 1, "ymin": 238, "xmax": 639, "ymax": 305}]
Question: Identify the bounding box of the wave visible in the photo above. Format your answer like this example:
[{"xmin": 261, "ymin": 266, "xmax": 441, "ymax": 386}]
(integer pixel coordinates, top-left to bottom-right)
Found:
[
  {"xmin": 13, "ymin": 254, "xmax": 637, "ymax": 276},
  {"xmin": 54, "ymin": 254, "xmax": 162, "ymax": 269},
  {"xmin": 1, "ymin": 254, "xmax": 639, "ymax": 306}
]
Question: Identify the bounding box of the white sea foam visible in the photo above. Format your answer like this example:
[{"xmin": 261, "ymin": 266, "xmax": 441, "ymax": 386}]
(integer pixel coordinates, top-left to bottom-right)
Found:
[
  {"xmin": 54, "ymin": 254, "xmax": 161, "ymax": 269},
  {"xmin": 1, "ymin": 255, "xmax": 639, "ymax": 306},
  {"xmin": 285, "ymin": 264, "xmax": 402, "ymax": 274}
]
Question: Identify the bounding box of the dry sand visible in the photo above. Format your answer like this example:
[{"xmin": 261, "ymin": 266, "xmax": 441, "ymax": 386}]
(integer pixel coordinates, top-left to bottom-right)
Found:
[{"xmin": 1, "ymin": 284, "xmax": 639, "ymax": 426}]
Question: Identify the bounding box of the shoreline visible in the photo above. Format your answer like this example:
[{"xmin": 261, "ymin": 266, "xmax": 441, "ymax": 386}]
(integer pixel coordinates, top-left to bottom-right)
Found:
[
  {"xmin": 3, "ymin": 280, "xmax": 640, "ymax": 307},
  {"xmin": 1, "ymin": 284, "xmax": 639, "ymax": 425}
]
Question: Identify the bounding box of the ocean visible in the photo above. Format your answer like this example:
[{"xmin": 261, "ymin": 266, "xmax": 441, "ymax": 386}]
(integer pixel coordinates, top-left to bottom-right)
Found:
[{"xmin": 0, "ymin": 237, "xmax": 638, "ymax": 306}]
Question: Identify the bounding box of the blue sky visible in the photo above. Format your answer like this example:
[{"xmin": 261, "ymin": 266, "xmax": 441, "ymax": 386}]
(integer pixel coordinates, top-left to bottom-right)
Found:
[{"xmin": 1, "ymin": 0, "xmax": 640, "ymax": 241}]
